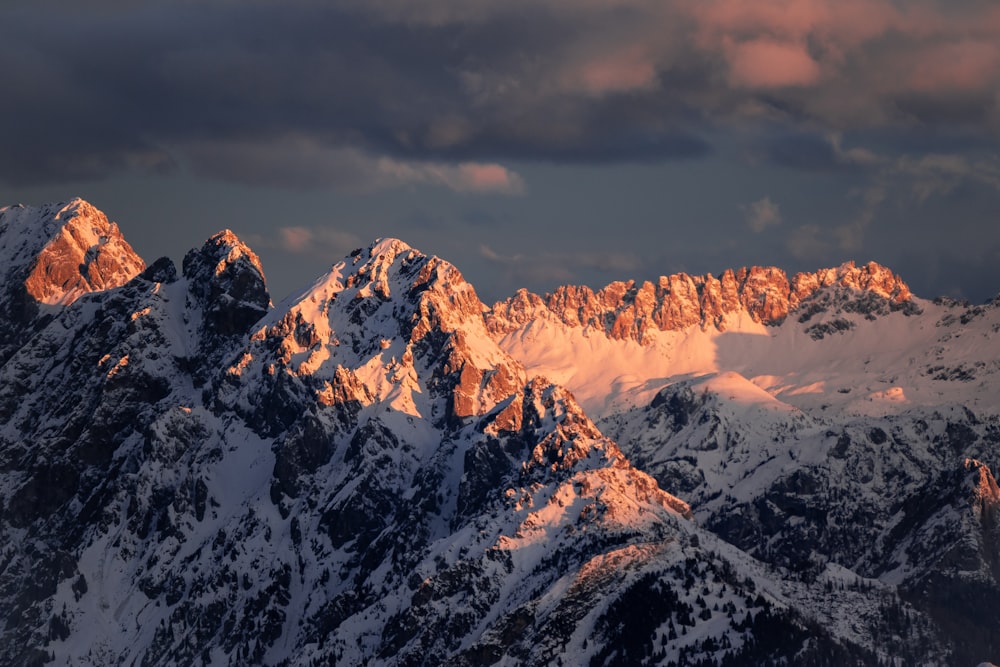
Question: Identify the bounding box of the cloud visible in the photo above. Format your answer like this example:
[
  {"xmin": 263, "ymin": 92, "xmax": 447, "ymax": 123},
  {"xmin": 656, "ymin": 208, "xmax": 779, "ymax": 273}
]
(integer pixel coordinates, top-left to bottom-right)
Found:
[
  {"xmin": 905, "ymin": 40, "xmax": 1000, "ymax": 94},
  {"xmin": 479, "ymin": 244, "xmax": 523, "ymax": 263},
  {"xmin": 378, "ymin": 160, "xmax": 526, "ymax": 195},
  {"xmin": 725, "ymin": 40, "xmax": 821, "ymax": 89},
  {"xmin": 564, "ymin": 46, "xmax": 660, "ymax": 97},
  {"xmin": 184, "ymin": 137, "xmax": 525, "ymax": 194},
  {"xmin": 480, "ymin": 244, "xmax": 641, "ymax": 273},
  {"xmin": 279, "ymin": 227, "xmax": 314, "ymax": 253},
  {"xmin": 894, "ymin": 153, "xmax": 1000, "ymax": 201},
  {"xmin": 758, "ymin": 131, "xmax": 885, "ymax": 173},
  {"xmin": 479, "ymin": 244, "xmax": 576, "ymax": 285},
  {"xmin": 787, "ymin": 224, "xmax": 829, "ymax": 260},
  {"xmin": 3, "ymin": 0, "xmax": 1000, "ymax": 187},
  {"xmin": 248, "ymin": 225, "xmax": 364, "ymax": 259},
  {"xmin": 839, "ymin": 148, "xmax": 1000, "ymax": 242},
  {"xmin": 775, "ymin": 142, "xmax": 1000, "ymax": 261},
  {"xmin": 744, "ymin": 197, "xmax": 783, "ymax": 232}
]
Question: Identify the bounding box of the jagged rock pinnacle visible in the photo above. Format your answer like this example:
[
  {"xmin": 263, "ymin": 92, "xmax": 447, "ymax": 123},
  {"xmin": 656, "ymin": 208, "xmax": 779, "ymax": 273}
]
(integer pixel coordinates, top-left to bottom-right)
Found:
[
  {"xmin": 488, "ymin": 260, "xmax": 916, "ymax": 340},
  {"xmin": 183, "ymin": 229, "xmax": 271, "ymax": 339}
]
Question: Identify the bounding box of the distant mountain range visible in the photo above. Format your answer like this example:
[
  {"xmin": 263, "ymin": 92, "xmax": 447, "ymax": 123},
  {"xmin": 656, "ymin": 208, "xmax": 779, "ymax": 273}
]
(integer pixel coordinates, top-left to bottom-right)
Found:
[{"xmin": 1, "ymin": 199, "xmax": 997, "ymax": 666}]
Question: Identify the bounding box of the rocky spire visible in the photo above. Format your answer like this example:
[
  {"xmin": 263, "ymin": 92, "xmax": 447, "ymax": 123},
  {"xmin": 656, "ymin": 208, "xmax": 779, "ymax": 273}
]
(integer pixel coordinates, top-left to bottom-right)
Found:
[{"xmin": 183, "ymin": 229, "xmax": 270, "ymax": 339}]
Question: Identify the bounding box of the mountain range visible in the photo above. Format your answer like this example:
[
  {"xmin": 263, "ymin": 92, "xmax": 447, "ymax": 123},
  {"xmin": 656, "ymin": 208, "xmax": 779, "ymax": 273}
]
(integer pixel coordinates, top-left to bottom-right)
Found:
[{"xmin": 1, "ymin": 199, "xmax": 997, "ymax": 666}]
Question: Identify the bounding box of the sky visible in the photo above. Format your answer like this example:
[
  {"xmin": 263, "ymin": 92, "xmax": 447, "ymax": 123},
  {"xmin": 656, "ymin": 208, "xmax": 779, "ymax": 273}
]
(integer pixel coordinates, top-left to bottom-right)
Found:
[{"xmin": 3, "ymin": 0, "xmax": 1000, "ymax": 305}]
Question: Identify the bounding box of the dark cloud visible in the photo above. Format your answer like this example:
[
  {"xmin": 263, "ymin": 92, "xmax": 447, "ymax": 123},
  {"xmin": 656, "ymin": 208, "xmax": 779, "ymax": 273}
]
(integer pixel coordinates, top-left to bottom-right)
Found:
[
  {"xmin": 894, "ymin": 247, "xmax": 1000, "ymax": 305},
  {"xmin": 478, "ymin": 242, "xmax": 644, "ymax": 299},
  {"xmin": 761, "ymin": 132, "xmax": 851, "ymax": 172},
  {"xmin": 0, "ymin": 2, "xmax": 706, "ymax": 188},
  {"xmin": 4, "ymin": 0, "xmax": 1000, "ymax": 188},
  {"xmin": 892, "ymin": 92, "xmax": 999, "ymax": 126}
]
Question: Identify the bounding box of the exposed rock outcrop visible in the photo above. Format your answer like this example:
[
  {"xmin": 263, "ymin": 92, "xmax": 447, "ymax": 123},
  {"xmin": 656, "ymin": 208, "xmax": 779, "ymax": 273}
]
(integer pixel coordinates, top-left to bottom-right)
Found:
[
  {"xmin": 0, "ymin": 199, "xmax": 145, "ymax": 363},
  {"xmin": 488, "ymin": 260, "xmax": 917, "ymax": 341}
]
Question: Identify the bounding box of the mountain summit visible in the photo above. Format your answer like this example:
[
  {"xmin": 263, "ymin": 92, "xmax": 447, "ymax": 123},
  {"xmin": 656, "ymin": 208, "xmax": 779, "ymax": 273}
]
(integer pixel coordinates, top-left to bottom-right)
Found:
[
  {"xmin": 0, "ymin": 199, "xmax": 145, "ymax": 364},
  {"xmin": 1, "ymin": 198, "xmax": 145, "ymax": 306}
]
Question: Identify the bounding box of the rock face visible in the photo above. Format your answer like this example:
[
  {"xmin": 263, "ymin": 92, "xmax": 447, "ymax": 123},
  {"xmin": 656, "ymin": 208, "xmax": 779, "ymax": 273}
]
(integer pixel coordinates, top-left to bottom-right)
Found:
[
  {"xmin": 0, "ymin": 199, "xmax": 145, "ymax": 364},
  {"xmin": 181, "ymin": 229, "xmax": 271, "ymax": 380},
  {"xmin": 488, "ymin": 260, "xmax": 917, "ymax": 341},
  {"xmin": 0, "ymin": 223, "xmax": 272, "ymax": 665},
  {"xmin": 21, "ymin": 200, "xmax": 145, "ymax": 306},
  {"xmin": 2, "ymin": 200, "xmax": 997, "ymax": 666}
]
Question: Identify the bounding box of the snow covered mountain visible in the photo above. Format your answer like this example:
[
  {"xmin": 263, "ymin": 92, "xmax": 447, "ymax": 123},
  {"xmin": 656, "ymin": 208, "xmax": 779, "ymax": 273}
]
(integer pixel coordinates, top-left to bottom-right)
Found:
[
  {"xmin": 0, "ymin": 200, "xmax": 995, "ymax": 665},
  {"xmin": 489, "ymin": 263, "xmax": 1000, "ymax": 665},
  {"xmin": 0, "ymin": 199, "xmax": 144, "ymax": 366}
]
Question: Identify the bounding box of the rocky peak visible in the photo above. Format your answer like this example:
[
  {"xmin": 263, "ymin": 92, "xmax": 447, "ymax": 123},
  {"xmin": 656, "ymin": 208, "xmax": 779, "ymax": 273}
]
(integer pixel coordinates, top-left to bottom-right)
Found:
[
  {"xmin": 221, "ymin": 237, "xmax": 524, "ymax": 437},
  {"xmin": 485, "ymin": 287, "xmax": 549, "ymax": 332},
  {"xmin": 342, "ymin": 237, "xmax": 416, "ymax": 297},
  {"xmin": 791, "ymin": 261, "xmax": 913, "ymax": 309},
  {"xmin": 2, "ymin": 198, "xmax": 145, "ymax": 306},
  {"xmin": 0, "ymin": 199, "xmax": 146, "ymax": 364},
  {"xmin": 182, "ymin": 229, "xmax": 266, "ymax": 289},
  {"xmin": 183, "ymin": 229, "xmax": 270, "ymax": 340},
  {"xmin": 286, "ymin": 237, "xmax": 491, "ymax": 352},
  {"xmin": 487, "ymin": 260, "xmax": 917, "ymax": 341},
  {"xmin": 345, "ymin": 241, "xmax": 521, "ymax": 424},
  {"xmin": 792, "ymin": 262, "xmax": 920, "ymax": 334}
]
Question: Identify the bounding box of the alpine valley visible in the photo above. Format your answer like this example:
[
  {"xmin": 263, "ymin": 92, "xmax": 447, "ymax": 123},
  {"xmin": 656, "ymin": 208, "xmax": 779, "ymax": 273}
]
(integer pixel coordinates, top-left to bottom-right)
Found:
[{"xmin": 1, "ymin": 199, "xmax": 998, "ymax": 666}]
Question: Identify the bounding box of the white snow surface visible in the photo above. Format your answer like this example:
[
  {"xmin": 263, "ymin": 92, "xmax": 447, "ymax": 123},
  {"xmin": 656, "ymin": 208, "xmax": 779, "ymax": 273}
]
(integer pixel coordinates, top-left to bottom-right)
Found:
[{"xmin": 495, "ymin": 293, "xmax": 1000, "ymax": 421}]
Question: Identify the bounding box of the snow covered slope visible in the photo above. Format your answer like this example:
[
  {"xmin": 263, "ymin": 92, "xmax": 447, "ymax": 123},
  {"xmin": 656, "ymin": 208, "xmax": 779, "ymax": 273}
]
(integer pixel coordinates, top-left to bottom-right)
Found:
[{"xmin": 488, "ymin": 262, "xmax": 1000, "ymax": 420}]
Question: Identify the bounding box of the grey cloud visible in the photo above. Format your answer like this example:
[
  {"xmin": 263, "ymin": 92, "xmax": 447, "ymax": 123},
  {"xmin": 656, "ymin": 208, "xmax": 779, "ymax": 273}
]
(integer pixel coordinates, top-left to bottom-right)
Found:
[
  {"xmin": 762, "ymin": 132, "xmax": 848, "ymax": 172},
  {"xmin": 3, "ymin": 0, "xmax": 1000, "ymax": 189},
  {"xmin": 246, "ymin": 225, "xmax": 364, "ymax": 259},
  {"xmin": 891, "ymin": 244, "xmax": 1000, "ymax": 304},
  {"xmin": 743, "ymin": 197, "xmax": 782, "ymax": 233},
  {"xmin": 757, "ymin": 131, "xmax": 884, "ymax": 173},
  {"xmin": 786, "ymin": 224, "xmax": 830, "ymax": 261},
  {"xmin": 184, "ymin": 138, "xmax": 525, "ymax": 195},
  {"xmin": 894, "ymin": 153, "xmax": 1000, "ymax": 201},
  {"xmin": 0, "ymin": 2, "xmax": 707, "ymax": 187}
]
